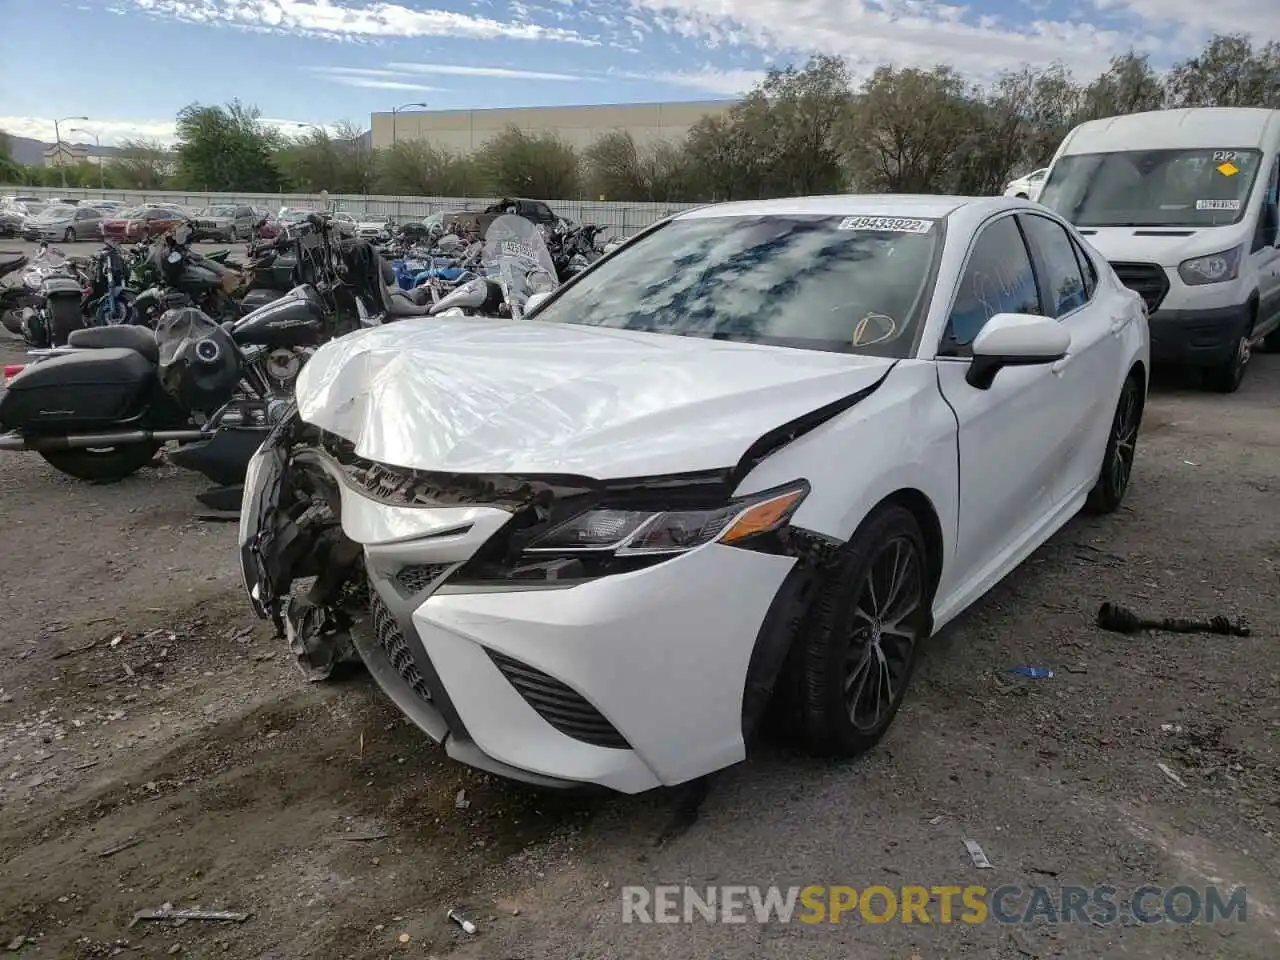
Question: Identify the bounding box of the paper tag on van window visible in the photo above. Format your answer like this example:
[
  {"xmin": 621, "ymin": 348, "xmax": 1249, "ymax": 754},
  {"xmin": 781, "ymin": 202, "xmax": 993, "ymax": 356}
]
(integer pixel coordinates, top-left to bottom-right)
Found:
[
  {"xmin": 1196, "ymin": 199, "xmax": 1241, "ymax": 211},
  {"xmin": 837, "ymin": 216, "xmax": 932, "ymax": 233}
]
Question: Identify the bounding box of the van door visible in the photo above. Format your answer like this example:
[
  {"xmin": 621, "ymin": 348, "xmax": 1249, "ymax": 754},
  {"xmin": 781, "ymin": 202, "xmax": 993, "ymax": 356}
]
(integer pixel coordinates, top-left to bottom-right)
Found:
[{"xmin": 1251, "ymin": 155, "xmax": 1280, "ymax": 332}]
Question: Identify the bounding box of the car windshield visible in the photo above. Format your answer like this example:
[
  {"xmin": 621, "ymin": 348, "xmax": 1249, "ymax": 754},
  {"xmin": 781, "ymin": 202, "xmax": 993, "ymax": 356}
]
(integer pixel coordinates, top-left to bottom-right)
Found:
[
  {"xmin": 533, "ymin": 214, "xmax": 941, "ymax": 357},
  {"xmin": 281, "ymin": 209, "xmax": 311, "ymax": 222},
  {"xmin": 39, "ymin": 205, "xmax": 75, "ymax": 219},
  {"xmin": 116, "ymin": 207, "xmax": 145, "ymax": 218},
  {"xmin": 202, "ymin": 205, "xmax": 236, "ymax": 216},
  {"xmin": 362, "ymin": 215, "xmax": 388, "ymax": 223},
  {"xmin": 1039, "ymin": 148, "xmax": 1264, "ymax": 227}
]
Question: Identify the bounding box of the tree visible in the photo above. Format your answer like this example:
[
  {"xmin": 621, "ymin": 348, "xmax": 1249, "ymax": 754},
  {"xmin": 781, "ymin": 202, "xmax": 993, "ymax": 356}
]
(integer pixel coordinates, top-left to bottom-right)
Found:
[
  {"xmin": 1079, "ymin": 53, "xmax": 1166, "ymax": 120},
  {"xmin": 112, "ymin": 138, "xmax": 172, "ymax": 189},
  {"xmin": 753, "ymin": 55, "xmax": 853, "ymax": 196},
  {"xmin": 277, "ymin": 121, "xmax": 377, "ymax": 194},
  {"xmin": 582, "ymin": 131, "xmax": 695, "ymax": 201},
  {"xmin": 174, "ymin": 99, "xmax": 284, "ymax": 192},
  {"xmin": 376, "ymin": 139, "xmax": 485, "ymax": 197},
  {"xmin": 843, "ymin": 66, "xmax": 974, "ymax": 193},
  {"xmin": 478, "ymin": 126, "xmax": 580, "ymax": 199},
  {"xmin": 0, "ymin": 131, "xmax": 17, "ymax": 179},
  {"xmin": 1165, "ymin": 35, "xmax": 1280, "ymax": 109}
]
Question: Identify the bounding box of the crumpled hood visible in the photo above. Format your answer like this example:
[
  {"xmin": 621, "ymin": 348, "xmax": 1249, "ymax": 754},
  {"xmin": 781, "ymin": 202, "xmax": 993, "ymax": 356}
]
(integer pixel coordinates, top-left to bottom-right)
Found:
[{"xmin": 295, "ymin": 317, "xmax": 896, "ymax": 479}]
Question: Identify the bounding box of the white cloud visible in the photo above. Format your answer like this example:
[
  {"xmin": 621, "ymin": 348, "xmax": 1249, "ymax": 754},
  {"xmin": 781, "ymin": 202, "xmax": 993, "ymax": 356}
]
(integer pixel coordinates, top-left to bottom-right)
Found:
[
  {"xmin": 0, "ymin": 115, "xmax": 343, "ymax": 147},
  {"xmin": 117, "ymin": 0, "xmax": 601, "ymax": 45},
  {"xmin": 0, "ymin": 116, "xmax": 178, "ymax": 146},
  {"xmin": 621, "ymin": 0, "xmax": 1269, "ymax": 79},
  {"xmin": 385, "ymin": 62, "xmax": 588, "ymax": 81},
  {"xmin": 322, "ymin": 77, "xmax": 446, "ymax": 91},
  {"xmin": 645, "ymin": 68, "xmax": 767, "ymax": 95}
]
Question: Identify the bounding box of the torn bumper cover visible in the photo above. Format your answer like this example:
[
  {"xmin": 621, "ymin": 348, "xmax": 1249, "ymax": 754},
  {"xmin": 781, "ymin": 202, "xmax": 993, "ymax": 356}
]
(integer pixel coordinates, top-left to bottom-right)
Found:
[{"xmin": 236, "ymin": 373, "xmax": 882, "ymax": 792}]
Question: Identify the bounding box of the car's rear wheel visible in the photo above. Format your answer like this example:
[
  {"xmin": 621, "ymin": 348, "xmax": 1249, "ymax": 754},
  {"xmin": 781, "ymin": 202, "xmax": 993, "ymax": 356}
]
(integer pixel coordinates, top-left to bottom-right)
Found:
[
  {"xmin": 1085, "ymin": 372, "xmax": 1142, "ymax": 514},
  {"xmin": 785, "ymin": 504, "xmax": 930, "ymax": 757},
  {"xmin": 47, "ymin": 297, "xmax": 84, "ymax": 346}
]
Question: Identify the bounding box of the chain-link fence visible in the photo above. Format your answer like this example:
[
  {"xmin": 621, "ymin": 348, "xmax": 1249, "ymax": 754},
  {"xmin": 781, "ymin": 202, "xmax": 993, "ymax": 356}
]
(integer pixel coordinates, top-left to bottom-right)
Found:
[{"xmin": 1, "ymin": 185, "xmax": 705, "ymax": 239}]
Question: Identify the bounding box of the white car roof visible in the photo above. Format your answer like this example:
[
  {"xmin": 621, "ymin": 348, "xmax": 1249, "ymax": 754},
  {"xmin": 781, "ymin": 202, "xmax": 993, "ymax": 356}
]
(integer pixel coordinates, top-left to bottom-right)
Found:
[{"xmin": 672, "ymin": 194, "xmax": 1038, "ymax": 225}]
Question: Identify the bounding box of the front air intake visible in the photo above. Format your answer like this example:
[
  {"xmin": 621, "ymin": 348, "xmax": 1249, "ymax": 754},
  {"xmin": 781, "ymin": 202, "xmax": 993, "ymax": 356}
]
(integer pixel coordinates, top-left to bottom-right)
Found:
[{"xmin": 487, "ymin": 650, "xmax": 629, "ymax": 749}]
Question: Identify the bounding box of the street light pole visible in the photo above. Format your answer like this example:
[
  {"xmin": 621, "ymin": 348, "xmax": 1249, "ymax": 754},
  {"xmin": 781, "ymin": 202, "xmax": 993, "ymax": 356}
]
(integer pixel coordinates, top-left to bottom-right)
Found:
[
  {"xmin": 390, "ymin": 102, "xmax": 428, "ymax": 146},
  {"xmin": 53, "ymin": 115, "xmax": 89, "ymax": 189},
  {"xmin": 70, "ymin": 128, "xmax": 102, "ymax": 194}
]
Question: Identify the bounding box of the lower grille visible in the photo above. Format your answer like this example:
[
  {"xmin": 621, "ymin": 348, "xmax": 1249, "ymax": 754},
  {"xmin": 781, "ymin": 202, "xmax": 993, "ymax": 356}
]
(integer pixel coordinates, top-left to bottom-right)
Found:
[
  {"xmin": 394, "ymin": 563, "xmax": 451, "ymax": 596},
  {"xmin": 1109, "ymin": 261, "xmax": 1169, "ymax": 313},
  {"xmin": 488, "ymin": 650, "xmax": 629, "ymax": 749},
  {"xmin": 370, "ymin": 587, "xmax": 432, "ymax": 703}
]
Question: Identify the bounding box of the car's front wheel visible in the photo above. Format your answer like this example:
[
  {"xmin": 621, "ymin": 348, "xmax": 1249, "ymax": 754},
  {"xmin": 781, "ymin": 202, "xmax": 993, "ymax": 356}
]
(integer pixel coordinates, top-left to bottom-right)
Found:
[
  {"xmin": 1085, "ymin": 372, "xmax": 1142, "ymax": 514},
  {"xmin": 785, "ymin": 504, "xmax": 930, "ymax": 757}
]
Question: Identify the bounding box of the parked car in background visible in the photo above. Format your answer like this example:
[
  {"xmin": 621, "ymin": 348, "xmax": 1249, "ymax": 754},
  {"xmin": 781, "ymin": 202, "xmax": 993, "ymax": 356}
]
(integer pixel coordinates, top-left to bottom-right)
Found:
[
  {"xmin": 0, "ymin": 206, "xmax": 24, "ymax": 237},
  {"xmin": 43, "ymin": 196, "xmax": 82, "ymax": 207},
  {"xmin": 484, "ymin": 197, "xmax": 561, "ymax": 227},
  {"xmin": 191, "ymin": 203, "xmax": 260, "ymax": 242},
  {"xmin": 331, "ymin": 211, "xmax": 358, "ymax": 238},
  {"xmin": 252, "ymin": 207, "xmax": 280, "ymax": 239},
  {"xmin": 1003, "ymin": 168, "xmax": 1048, "ymax": 201},
  {"xmin": 22, "ymin": 204, "xmax": 106, "ymax": 242},
  {"xmin": 355, "ymin": 213, "xmax": 393, "ymax": 242},
  {"xmin": 100, "ymin": 205, "xmax": 185, "ymax": 242}
]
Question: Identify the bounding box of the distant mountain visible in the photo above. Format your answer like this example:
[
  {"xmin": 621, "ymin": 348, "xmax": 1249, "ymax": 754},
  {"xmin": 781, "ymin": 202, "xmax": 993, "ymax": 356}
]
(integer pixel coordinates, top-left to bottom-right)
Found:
[{"xmin": 4, "ymin": 134, "xmax": 123, "ymax": 166}]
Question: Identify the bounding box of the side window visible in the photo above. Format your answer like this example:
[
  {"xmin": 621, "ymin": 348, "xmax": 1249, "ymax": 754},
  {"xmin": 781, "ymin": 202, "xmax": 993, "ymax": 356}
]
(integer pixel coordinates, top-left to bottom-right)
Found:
[
  {"xmin": 944, "ymin": 216, "xmax": 1042, "ymax": 350},
  {"xmin": 1071, "ymin": 236, "xmax": 1098, "ymax": 299},
  {"xmin": 1020, "ymin": 214, "xmax": 1088, "ymax": 317},
  {"xmin": 236, "ymin": 206, "xmax": 252, "ymax": 218}
]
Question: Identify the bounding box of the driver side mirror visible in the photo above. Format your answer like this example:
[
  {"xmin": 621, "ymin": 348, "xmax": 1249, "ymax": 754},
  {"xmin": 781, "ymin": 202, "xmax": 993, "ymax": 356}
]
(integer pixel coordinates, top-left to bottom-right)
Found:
[
  {"xmin": 524, "ymin": 291, "xmax": 552, "ymax": 315},
  {"xmin": 966, "ymin": 313, "xmax": 1070, "ymax": 390}
]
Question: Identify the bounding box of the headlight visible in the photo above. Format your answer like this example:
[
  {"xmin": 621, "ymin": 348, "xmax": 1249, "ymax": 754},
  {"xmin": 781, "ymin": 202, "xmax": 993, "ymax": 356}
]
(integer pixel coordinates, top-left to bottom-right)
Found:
[
  {"xmin": 524, "ymin": 481, "xmax": 809, "ymax": 557},
  {"xmin": 1178, "ymin": 246, "xmax": 1242, "ymax": 286}
]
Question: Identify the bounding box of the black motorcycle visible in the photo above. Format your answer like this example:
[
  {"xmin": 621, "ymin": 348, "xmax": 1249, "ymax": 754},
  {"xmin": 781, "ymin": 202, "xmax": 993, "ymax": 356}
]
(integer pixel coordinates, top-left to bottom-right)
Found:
[
  {"xmin": 0, "ymin": 222, "xmax": 384, "ymax": 512},
  {"xmin": 0, "ymin": 250, "xmax": 35, "ymax": 334}
]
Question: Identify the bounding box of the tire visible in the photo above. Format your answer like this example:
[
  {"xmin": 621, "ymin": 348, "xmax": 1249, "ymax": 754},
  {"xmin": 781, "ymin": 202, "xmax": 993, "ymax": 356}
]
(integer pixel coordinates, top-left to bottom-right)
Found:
[
  {"xmin": 47, "ymin": 297, "xmax": 84, "ymax": 347},
  {"xmin": 784, "ymin": 504, "xmax": 932, "ymax": 757},
  {"xmin": 1085, "ymin": 373, "xmax": 1142, "ymax": 514},
  {"xmin": 1203, "ymin": 329, "xmax": 1251, "ymax": 393},
  {"xmin": 40, "ymin": 443, "xmax": 160, "ymax": 483},
  {"xmin": 228, "ymin": 226, "xmax": 239, "ymax": 242}
]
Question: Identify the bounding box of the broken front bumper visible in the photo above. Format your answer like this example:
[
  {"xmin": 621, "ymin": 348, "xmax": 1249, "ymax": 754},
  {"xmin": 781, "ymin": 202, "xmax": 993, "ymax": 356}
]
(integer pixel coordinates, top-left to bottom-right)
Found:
[{"xmin": 238, "ymin": 417, "xmax": 798, "ymax": 793}]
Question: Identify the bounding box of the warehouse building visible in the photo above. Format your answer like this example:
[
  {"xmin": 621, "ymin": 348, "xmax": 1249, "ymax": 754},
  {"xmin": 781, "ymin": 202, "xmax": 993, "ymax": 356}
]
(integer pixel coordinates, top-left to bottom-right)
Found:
[{"xmin": 369, "ymin": 99, "xmax": 736, "ymax": 153}]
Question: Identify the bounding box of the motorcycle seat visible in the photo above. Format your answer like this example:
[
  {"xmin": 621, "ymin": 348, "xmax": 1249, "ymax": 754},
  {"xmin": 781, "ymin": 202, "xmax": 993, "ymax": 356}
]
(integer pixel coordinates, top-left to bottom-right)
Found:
[
  {"xmin": 67, "ymin": 325, "xmax": 159, "ymax": 364},
  {"xmin": 0, "ymin": 252, "xmax": 28, "ymax": 277},
  {"xmin": 386, "ymin": 290, "xmax": 434, "ymax": 317}
]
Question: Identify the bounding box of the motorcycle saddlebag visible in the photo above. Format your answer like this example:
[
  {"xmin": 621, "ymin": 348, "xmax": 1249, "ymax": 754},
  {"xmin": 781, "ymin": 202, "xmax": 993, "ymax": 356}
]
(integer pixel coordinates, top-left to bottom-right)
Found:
[{"xmin": 0, "ymin": 348, "xmax": 154, "ymax": 430}]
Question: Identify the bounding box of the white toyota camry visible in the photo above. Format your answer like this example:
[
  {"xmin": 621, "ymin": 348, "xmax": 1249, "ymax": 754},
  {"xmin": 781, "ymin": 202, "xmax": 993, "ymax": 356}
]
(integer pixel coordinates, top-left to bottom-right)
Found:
[{"xmin": 239, "ymin": 195, "xmax": 1150, "ymax": 794}]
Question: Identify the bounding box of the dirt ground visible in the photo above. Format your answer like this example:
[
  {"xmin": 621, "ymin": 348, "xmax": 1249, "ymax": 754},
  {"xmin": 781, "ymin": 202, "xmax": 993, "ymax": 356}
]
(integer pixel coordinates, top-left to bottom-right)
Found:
[{"xmin": 0, "ymin": 315, "xmax": 1277, "ymax": 959}]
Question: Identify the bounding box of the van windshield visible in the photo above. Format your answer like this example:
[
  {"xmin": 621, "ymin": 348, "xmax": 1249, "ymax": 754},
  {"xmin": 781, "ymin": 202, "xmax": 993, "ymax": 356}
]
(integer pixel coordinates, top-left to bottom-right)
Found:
[{"xmin": 1039, "ymin": 148, "xmax": 1264, "ymax": 228}]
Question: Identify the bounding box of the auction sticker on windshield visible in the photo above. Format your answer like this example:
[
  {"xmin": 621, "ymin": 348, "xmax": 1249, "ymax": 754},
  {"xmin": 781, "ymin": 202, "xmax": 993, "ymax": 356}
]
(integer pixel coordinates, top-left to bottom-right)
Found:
[
  {"xmin": 837, "ymin": 216, "xmax": 933, "ymax": 233},
  {"xmin": 1196, "ymin": 199, "xmax": 1241, "ymax": 211}
]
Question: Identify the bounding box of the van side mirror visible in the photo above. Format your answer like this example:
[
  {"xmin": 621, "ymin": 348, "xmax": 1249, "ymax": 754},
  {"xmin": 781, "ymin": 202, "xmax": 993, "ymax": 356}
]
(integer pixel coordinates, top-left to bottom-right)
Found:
[{"xmin": 966, "ymin": 313, "xmax": 1070, "ymax": 390}]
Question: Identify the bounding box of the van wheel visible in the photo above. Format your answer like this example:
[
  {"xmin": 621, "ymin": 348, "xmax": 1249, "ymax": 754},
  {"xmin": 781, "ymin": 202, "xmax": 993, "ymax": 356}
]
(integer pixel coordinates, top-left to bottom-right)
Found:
[
  {"xmin": 41, "ymin": 443, "xmax": 160, "ymax": 482},
  {"xmin": 784, "ymin": 505, "xmax": 931, "ymax": 757},
  {"xmin": 1204, "ymin": 332, "xmax": 1250, "ymax": 393}
]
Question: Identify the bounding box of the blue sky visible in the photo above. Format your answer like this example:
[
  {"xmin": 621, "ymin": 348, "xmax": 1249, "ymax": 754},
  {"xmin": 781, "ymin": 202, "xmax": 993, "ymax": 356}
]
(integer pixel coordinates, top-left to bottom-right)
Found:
[{"xmin": 1, "ymin": 0, "xmax": 1265, "ymax": 145}]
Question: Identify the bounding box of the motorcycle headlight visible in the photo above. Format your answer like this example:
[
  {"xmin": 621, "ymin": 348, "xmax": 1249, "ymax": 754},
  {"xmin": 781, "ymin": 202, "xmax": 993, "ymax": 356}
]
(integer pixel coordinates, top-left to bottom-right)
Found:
[
  {"xmin": 1178, "ymin": 246, "xmax": 1242, "ymax": 286},
  {"xmin": 524, "ymin": 481, "xmax": 809, "ymax": 557}
]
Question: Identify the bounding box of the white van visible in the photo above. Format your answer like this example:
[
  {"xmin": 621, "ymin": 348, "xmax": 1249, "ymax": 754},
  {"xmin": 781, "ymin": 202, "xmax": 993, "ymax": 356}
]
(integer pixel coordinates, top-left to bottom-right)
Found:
[{"xmin": 1038, "ymin": 108, "xmax": 1280, "ymax": 392}]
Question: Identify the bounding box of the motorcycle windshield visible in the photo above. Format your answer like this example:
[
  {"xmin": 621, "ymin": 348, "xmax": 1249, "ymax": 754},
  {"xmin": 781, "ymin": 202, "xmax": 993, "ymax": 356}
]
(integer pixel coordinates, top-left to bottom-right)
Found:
[{"xmin": 481, "ymin": 214, "xmax": 558, "ymax": 315}]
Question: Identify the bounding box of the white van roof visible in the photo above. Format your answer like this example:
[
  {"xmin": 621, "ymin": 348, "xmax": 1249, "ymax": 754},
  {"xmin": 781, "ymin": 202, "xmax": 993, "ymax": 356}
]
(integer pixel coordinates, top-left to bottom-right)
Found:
[{"xmin": 1061, "ymin": 108, "xmax": 1280, "ymax": 154}]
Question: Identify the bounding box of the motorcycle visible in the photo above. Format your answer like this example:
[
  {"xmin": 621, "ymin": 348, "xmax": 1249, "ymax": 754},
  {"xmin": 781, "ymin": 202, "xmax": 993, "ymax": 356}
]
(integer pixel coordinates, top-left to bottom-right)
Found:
[
  {"xmin": 0, "ymin": 223, "xmax": 386, "ymax": 511},
  {"xmin": 149, "ymin": 223, "xmax": 245, "ymax": 323},
  {"xmin": 17, "ymin": 244, "xmax": 93, "ymax": 348},
  {"xmin": 0, "ymin": 250, "xmax": 35, "ymax": 335},
  {"xmin": 426, "ymin": 214, "xmax": 560, "ymax": 319}
]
